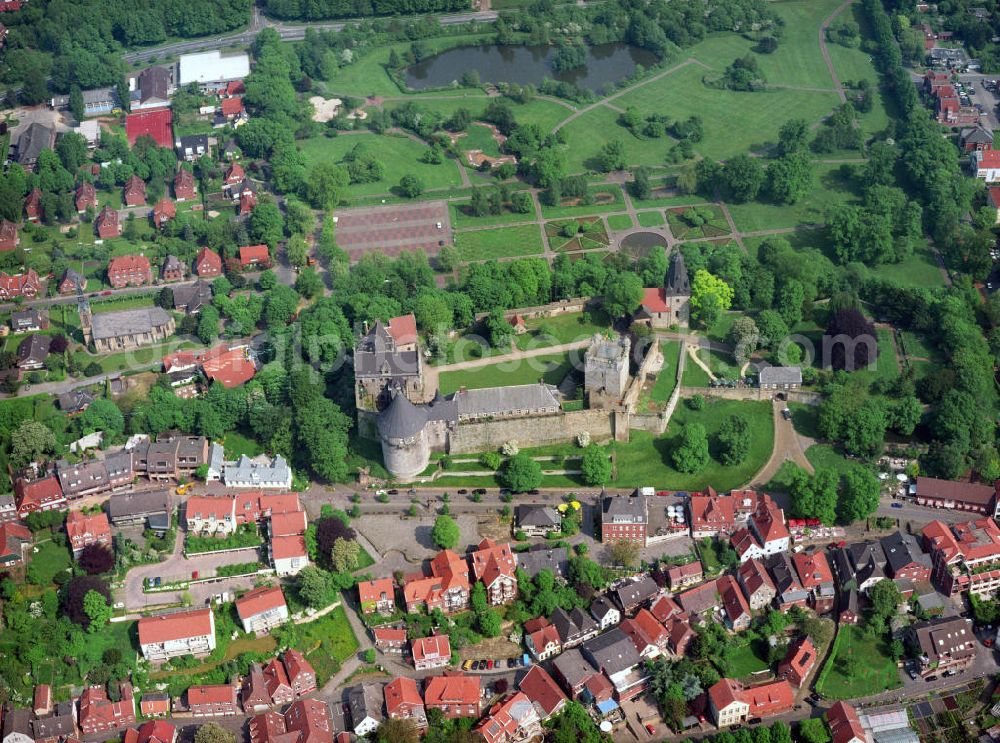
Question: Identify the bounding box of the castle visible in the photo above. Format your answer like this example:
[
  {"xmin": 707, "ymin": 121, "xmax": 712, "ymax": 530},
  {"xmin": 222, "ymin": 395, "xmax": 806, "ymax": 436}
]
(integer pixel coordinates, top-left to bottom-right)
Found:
[{"xmin": 354, "ymin": 251, "xmax": 689, "ymax": 480}]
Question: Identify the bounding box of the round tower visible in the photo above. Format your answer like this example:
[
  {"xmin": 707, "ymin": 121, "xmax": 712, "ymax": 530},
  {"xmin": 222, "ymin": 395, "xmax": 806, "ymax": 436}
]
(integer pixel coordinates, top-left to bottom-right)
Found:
[{"xmin": 377, "ymin": 391, "xmax": 431, "ymax": 481}]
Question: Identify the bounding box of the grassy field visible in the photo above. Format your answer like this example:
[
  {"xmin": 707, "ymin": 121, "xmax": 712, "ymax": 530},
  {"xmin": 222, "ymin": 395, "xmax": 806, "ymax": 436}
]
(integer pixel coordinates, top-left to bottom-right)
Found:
[
  {"xmin": 865, "ymin": 243, "xmax": 945, "ymax": 289},
  {"xmin": 514, "ymin": 311, "xmax": 610, "ymax": 350},
  {"xmin": 681, "ymin": 348, "xmax": 740, "ymax": 387},
  {"xmin": 557, "ymin": 105, "xmax": 678, "ymax": 174},
  {"xmin": 805, "ymin": 444, "xmax": 875, "ymax": 480},
  {"xmin": 607, "ymin": 214, "xmax": 634, "ymax": 231},
  {"xmin": 728, "ymin": 640, "xmax": 771, "ymax": 678},
  {"xmin": 294, "ymin": 605, "xmax": 359, "ymax": 686},
  {"xmin": 83, "ymin": 339, "xmax": 204, "ymax": 374},
  {"xmin": 28, "ymin": 539, "xmax": 72, "ymax": 585},
  {"xmin": 637, "ymin": 340, "xmax": 682, "ymax": 411},
  {"xmin": 726, "ymin": 163, "xmax": 859, "ymax": 232},
  {"xmin": 666, "ymin": 205, "xmax": 730, "ymax": 239},
  {"xmin": 437, "ymin": 350, "xmax": 577, "ymax": 394},
  {"xmin": 816, "ymin": 624, "xmax": 902, "ymax": 699},
  {"xmin": 637, "ymin": 210, "xmax": 666, "ymax": 227},
  {"xmin": 460, "ymin": 123, "xmax": 502, "ymax": 157},
  {"xmin": 298, "ymin": 133, "xmax": 464, "ymax": 198},
  {"xmin": 759, "ymin": 0, "xmax": 846, "ymax": 88},
  {"xmin": 449, "ymin": 200, "xmax": 535, "ymax": 229},
  {"xmin": 453, "ymin": 223, "xmax": 545, "ymax": 261},
  {"xmin": 546, "ymin": 217, "xmax": 609, "ymax": 252},
  {"xmin": 613, "ymin": 397, "xmax": 774, "ymax": 490},
  {"xmin": 540, "ymin": 185, "xmax": 625, "ymax": 219},
  {"xmin": 223, "ymin": 430, "xmax": 263, "ymax": 460}
]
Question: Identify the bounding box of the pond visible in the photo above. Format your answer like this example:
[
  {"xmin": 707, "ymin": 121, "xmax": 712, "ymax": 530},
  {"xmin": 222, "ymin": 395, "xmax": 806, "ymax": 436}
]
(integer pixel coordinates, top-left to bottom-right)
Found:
[
  {"xmin": 620, "ymin": 231, "xmax": 668, "ymax": 257},
  {"xmin": 404, "ymin": 43, "xmax": 659, "ymax": 92}
]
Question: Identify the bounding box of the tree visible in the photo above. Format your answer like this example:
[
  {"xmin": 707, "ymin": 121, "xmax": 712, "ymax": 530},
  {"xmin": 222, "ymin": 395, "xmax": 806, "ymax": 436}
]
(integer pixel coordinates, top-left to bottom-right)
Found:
[
  {"xmin": 786, "ymin": 466, "xmax": 839, "ymax": 525},
  {"xmin": 264, "ymin": 285, "xmax": 299, "ymax": 328},
  {"xmin": 631, "ymin": 167, "xmax": 651, "ymax": 199},
  {"xmin": 603, "ymin": 272, "xmax": 643, "ymax": 318},
  {"xmin": 838, "ymin": 469, "xmax": 880, "ymax": 523},
  {"xmin": 376, "ymin": 719, "xmax": 419, "ymax": 743},
  {"xmin": 196, "ymin": 305, "xmax": 220, "ymax": 344},
  {"xmin": 250, "ymin": 200, "xmax": 284, "ymax": 248},
  {"xmin": 399, "ymin": 174, "xmax": 424, "ymax": 198},
  {"xmin": 717, "ymin": 414, "xmax": 751, "ymax": 465},
  {"xmin": 195, "ymin": 723, "xmax": 237, "ymax": 743},
  {"xmin": 83, "ymin": 590, "xmax": 112, "ymax": 631},
  {"xmin": 580, "ymin": 445, "xmax": 612, "ymax": 486},
  {"xmin": 498, "ymin": 454, "xmax": 542, "ymax": 493},
  {"xmin": 609, "ymin": 539, "xmax": 640, "ymax": 568},
  {"xmin": 728, "ymin": 316, "xmax": 760, "ymax": 361},
  {"xmin": 61, "ymin": 575, "xmax": 110, "ymax": 626},
  {"xmin": 295, "ymin": 267, "xmax": 324, "ymax": 299},
  {"xmin": 478, "ymin": 608, "xmax": 502, "ymax": 637},
  {"xmin": 690, "ymin": 270, "xmax": 733, "ymax": 328},
  {"xmin": 672, "ymin": 423, "xmax": 710, "ymax": 473},
  {"xmin": 723, "ymin": 154, "xmax": 765, "ymax": 202},
  {"xmin": 331, "ymin": 537, "xmax": 360, "ymax": 573},
  {"xmin": 798, "ymin": 719, "xmax": 828, "ymax": 743},
  {"xmin": 10, "ymin": 420, "xmax": 57, "ymax": 468},
  {"xmin": 69, "ymin": 86, "xmax": 86, "ymax": 123},
  {"xmin": 826, "ymin": 308, "xmax": 878, "ymax": 372},
  {"xmin": 78, "ymin": 545, "xmax": 115, "ymax": 575},
  {"xmin": 431, "ymin": 515, "xmax": 460, "ymax": 550},
  {"xmin": 596, "ymin": 139, "xmax": 626, "ymax": 172},
  {"xmin": 79, "ymin": 398, "xmax": 124, "ymax": 437},
  {"xmin": 869, "ymin": 578, "xmax": 903, "ymax": 623},
  {"xmin": 305, "ymin": 163, "xmax": 349, "ymax": 210},
  {"xmin": 767, "ymin": 151, "xmax": 813, "ymax": 204},
  {"xmin": 778, "ymin": 118, "xmax": 810, "ymax": 155},
  {"xmin": 296, "ymin": 565, "xmax": 332, "ymax": 608}
]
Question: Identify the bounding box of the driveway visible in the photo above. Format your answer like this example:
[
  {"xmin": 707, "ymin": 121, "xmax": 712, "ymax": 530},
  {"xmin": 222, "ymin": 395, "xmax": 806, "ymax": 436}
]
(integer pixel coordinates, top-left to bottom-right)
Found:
[
  {"xmin": 750, "ymin": 399, "xmax": 814, "ymax": 486},
  {"xmin": 120, "ymin": 540, "xmax": 264, "ymax": 610}
]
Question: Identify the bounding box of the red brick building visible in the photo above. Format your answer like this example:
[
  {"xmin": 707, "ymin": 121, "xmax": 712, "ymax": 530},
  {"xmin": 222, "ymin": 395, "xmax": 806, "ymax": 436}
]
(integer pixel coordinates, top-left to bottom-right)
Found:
[
  {"xmin": 124, "ymin": 175, "xmax": 146, "ymax": 206},
  {"xmin": 195, "ymin": 247, "xmax": 223, "ymax": 277},
  {"xmin": 358, "ymin": 577, "xmax": 395, "ymax": 615},
  {"xmin": 423, "ymin": 673, "xmax": 480, "ymax": 719},
  {"xmin": 0, "ymin": 219, "xmax": 18, "ymax": 251},
  {"xmin": 95, "ymin": 204, "xmax": 121, "ymax": 239},
  {"xmin": 139, "ymin": 693, "xmax": 170, "ymax": 718},
  {"xmin": 107, "ymin": 254, "xmax": 152, "ymax": 288},
  {"xmin": 600, "ymin": 493, "xmax": 648, "ymax": 545},
  {"xmin": 239, "ymin": 244, "xmax": 269, "ymax": 268},
  {"xmin": 174, "ymin": 169, "xmax": 196, "ymax": 201},
  {"xmin": 75, "ymin": 182, "xmax": 97, "ymax": 213},
  {"xmin": 65, "ymin": 510, "xmax": 112, "ymax": 558},
  {"xmin": 384, "ymin": 677, "xmax": 427, "ymax": 731},
  {"xmin": 153, "ymin": 199, "xmax": 176, "ymax": 229},
  {"xmin": 0, "ymin": 269, "xmax": 41, "ymax": 300},
  {"xmin": 79, "ymin": 682, "xmax": 136, "ymax": 734},
  {"xmin": 777, "ymin": 637, "xmax": 816, "ymax": 687},
  {"xmin": 14, "ymin": 476, "xmax": 66, "ymax": 518},
  {"xmin": 187, "ymin": 685, "xmax": 239, "ymax": 717},
  {"xmin": 24, "ymin": 188, "xmax": 42, "ymax": 222}
]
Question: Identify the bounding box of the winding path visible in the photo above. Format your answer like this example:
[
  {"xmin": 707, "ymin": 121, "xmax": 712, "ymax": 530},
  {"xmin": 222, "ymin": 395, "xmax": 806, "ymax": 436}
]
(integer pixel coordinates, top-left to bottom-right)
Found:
[{"xmin": 818, "ymin": 0, "xmax": 855, "ymax": 103}]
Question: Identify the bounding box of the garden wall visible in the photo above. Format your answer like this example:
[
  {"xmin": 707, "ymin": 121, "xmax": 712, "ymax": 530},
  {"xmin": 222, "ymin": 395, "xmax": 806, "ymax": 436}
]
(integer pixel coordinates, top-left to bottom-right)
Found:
[
  {"xmin": 472, "ymin": 296, "xmax": 598, "ymax": 324},
  {"xmin": 448, "ymin": 408, "xmax": 615, "ymax": 453}
]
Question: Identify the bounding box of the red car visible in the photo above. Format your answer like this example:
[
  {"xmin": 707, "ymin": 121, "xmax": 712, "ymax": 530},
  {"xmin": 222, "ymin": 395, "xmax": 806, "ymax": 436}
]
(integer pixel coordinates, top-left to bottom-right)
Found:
[
  {"xmin": 101, "ymin": 290, "xmax": 113, "ymax": 296},
  {"xmin": 656, "ymin": 490, "xmax": 671, "ymax": 497},
  {"xmin": 645, "ymin": 724, "xmax": 656, "ymax": 735}
]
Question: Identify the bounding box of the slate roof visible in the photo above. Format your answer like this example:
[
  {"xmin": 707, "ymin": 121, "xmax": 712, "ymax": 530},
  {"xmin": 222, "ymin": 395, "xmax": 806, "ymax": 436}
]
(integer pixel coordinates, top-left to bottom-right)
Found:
[
  {"xmin": 515, "ymin": 546, "xmax": 569, "ymax": 579},
  {"xmin": 172, "ymin": 280, "xmax": 214, "ymax": 312},
  {"xmin": 665, "ymin": 250, "xmax": 690, "ymax": 296},
  {"xmin": 581, "ymin": 627, "xmax": 640, "ymax": 676},
  {"xmin": 15, "ymin": 122, "xmax": 55, "ymax": 164},
  {"xmin": 107, "ymin": 489, "xmax": 171, "ymax": 521},
  {"xmin": 91, "ymin": 307, "xmax": 172, "ymax": 341},
  {"xmin": 17, "ymin": 333, "xmax": 51, "ymax": 365},
  {"xmin": 377, "ymin": 392, "xmax": 428, "ymax": 439},
  {"xmin": 516, "ymin": 504, "xmax": 561, "ymax": 530},
  {"xmin": 453, "ymin": 383, "xmax": 559, "ymax": 418},
  {"xmin": 551, "ymin": 647, "xmax": 596, "ymax": 689},
  {"xmin": 551, "ymin": 606, "xmax": 598, "ymax": 643},
  {"xmin": 759, "ymin": 366, "xmax": 802, "ymax": 385},
  {"xmin": 880, "ymin": 531, "xmax": 932, "ymax": 575}
]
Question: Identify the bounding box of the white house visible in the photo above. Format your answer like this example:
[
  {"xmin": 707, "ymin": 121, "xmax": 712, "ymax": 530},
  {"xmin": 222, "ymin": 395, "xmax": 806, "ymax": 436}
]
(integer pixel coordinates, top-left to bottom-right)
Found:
[
  {"xmin": 972, "ymin": 149, "xmax": 1000, "ymax": 182},
  {"xmin": 590, "ymin": 596, "xmax": 621, "ymax": 630},
  {"xmin": 271, "ymin": 535, "xmax": 308, "ymax": 577},
  {"xmin": 348, "ymin": 684, "xmax": 384, "ymax": 737},
  {"xmin": 223, "ymin": 455, "xmax": 293, "ymax": 490},
  {"xmin": 708, "ymin": 680, "xmax": 750, "ymax": 727},
  {"xmin": 138, "ymin": 609, "xmax": 217, "ymax": 662},
  {"xmin": 235, "ymin": 586, "xmax": 289, "ymax": 635}
]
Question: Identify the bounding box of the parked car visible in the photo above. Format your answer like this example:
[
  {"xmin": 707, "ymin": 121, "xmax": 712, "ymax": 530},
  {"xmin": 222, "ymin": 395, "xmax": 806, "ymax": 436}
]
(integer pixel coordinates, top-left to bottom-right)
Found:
[
  {"xmin": 891, "ymin": 502, "xmax": 903, "ymax": 509},
  {"xmin": 507, "ymin": 658, "xmax": 516, "ymax": 668},
  {"xmin": 645, "ymin": 724, "xmax": 656, "ymax": 735},
  {"xmin": 473, "ymin": 488, "xmax": 487, "ymax": 495},
  {"xmin": 528, "ymin": 489, "xmax": 540, "ymax": 495},
  {"xmin": 458, "ymin": 489, "xmax": 468, "ymax": 495},
  {"xmin": 781, "ymin": 408, "xmax": 792, "ymax": 420},
  {"xmin": 387, "ymin": 489, "xmax": 399, "ymax": 495}
]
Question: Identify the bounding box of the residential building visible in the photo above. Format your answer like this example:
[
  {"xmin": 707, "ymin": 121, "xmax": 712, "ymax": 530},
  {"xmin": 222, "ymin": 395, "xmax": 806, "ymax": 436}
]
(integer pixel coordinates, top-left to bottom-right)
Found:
[
  {"xmin": 777, "ymin": 637, "xmax": 816, "ymax": 686},
  {"xmin": 880, "ymin": 532, "xmax": 932, "ymax": 582},
  {"xmin": 412, "ymin": 632, "xmax": 452, "ymax": 671},
  {"xmin": 240, "ymin": 244, "xmax": 270, "ymax": 268},
  {"xmin": 0, "ymin": 269, "xmax": 41, "ymax": 300},
  {"xmin": 383, "ymin": 677, "xmax": 427, "ymax": 731},
  {"xmin": 175, "ymin": 134, "xmax": 208, "ymax": 161},
  {"xmin": 242, "ymin": 664, "xmax": 273, "ymax": 713},
  {"xmin": 130, "ymin": 66, "xmax": 172, "ymax": 111},
  {"xmin": 765, "ymin": 553, "xmax": 809, "ymax": 609},
  {"xmin": 372, "ymin": 627, "xmax": 407, "ymax": 654},
  {"xmin": 0, "ymin": 219, "xmax": 18, "ymax": 251},
  {"xmin": 972, "ymin": 148, "xmax": 1000, "ymax": 182},
  {"xmin": 524, "ymin": 618, "xmax": 562, "ymax": 661},
  {"xmin": 688, "ymin": 488, "xmax": 757, "ymax": 538},
  {"xmin": 665, "ymin": 615, "xmax": 695, "ymax": 656},
  {"xmin": 737, "ymin": 558, "xmax": 777, "ymax": 610},
  {"xmin": 107, "ymin": 255, "xmax": 152, "ymax": 289},
  {"xmin": 17, "ymin": 333, "xmax": 50, "ymax": 370},
  {"xmin": 235, "ymin": 585, "xmax": 289, "ymax": 635},
  {"xmin": 909, "ymin": 616, "xmax": 976, "ymax": 678},
  {"xmin": 23, "ymin": 188, "xmax": 42, "ymax": 221},
  {"xmin": 75, "ymin": 182, "xmax": 96, "ymax": 213},
  {"xmin": 95, "ymin": 204, "xmax": 120, "ymax": 238},
  {"xmin": 551, "ymin": 648, "xmax": 601, "ymax": 700},
  {"xmin": 827, "ymin": 702, "xmax": 869, "ymax": 743},
  {"xmin": 78, "ymin": 682, "xmax": 136, "ymax": 734},
  {"xmin": 515, "ymin": 504, "xmax": 561, "ymax": 537},
  {"xmin": 107, "ymin": 489, "xmax": 171, "ymax": 528},
  {"xmin": 423, "ymin": 673, "xmax": 480, "ymax": 719},
  {"xmin": 551, "ymin": 606, "xmax": 599, "ymax": 649},
  {"xmin": 404, "ymin": 549, "xmax": 471, "ymax": 613},
  {"xmin": 124, "ymin": 720, "xmax": 176, "ymax": 743},
  {"xmin": 677, "ymin": 580, "xmax": 719, "ymax": 617},
  {"xmin": 649, "ymin": 595, "xmax": 682, "ymax": 624},
  {"xmin": 13, "ymin": 123, "xmax": 55, "ymax": 169},
  {"xmin": 124, "ymin": 175, "xmax": 146, "ymax": 206},
  {"xmin": 620, "ymin": 608, "xmax": 668, "ymax": 659},
  {"xmin": 154, "ymin": 201, "xmax": 177, "ymax": 231},
  {"xmin": 0, "ymin": 495, "xmax": 18, "ymax": 524},
  {"xmin": 59, "ymin": 268, "xmax": 86, "ymax": 294},
  {"xmin": 187, "ymin": 685, "xmax": 239, "ymax": 717},
  {"xmin": 172, "ymin": 280, "xmax": 213, "ymax": 314},
  {"xmin": 11, "ymin": 308, "xmax": 48, "ymax": 333},
  {"xmin": 271, "ymin": 532, "xmax": 308, "ymax": 577},
  {"xmin": 347, "ymin": 683, "xmax": 384, "ymax": 737},
  {"xmin": 515, "ymin": 546, "xmax": 569, "ymax": 580},
  {"xmin": 832, "ymin": 541, "xmax": 887, "ymax": 595},
  {"xmin": 590, "ymin": 596, "xmax": 621, "ymax": 630},
  {"xmin": 759, "ymin": 366, "xmax": 802, "ymax": 394},
  {"xmin": 601, "ymin": 493, "xmax": 648, "ymax": 545},
  {"xmin": 519, "ymin": 665, "xmax": 567, "ymax": 721},
  {"xmin": 14, "ymin": 477, "xmax": 66, "ymax": 518},
  {"xmin": 474, "ymin": 693, "xmax": 541, "ymax": 743},
  {"xmin": 960, "ymin": 126, "xmax": 993, "ymax": 152},
  {"xmin": 139, "ymin": 694, "xmax": 170, "ymax": 718},
  {"xmin": 731, "ymin": 496, "xmax": 790, "ymax": 562},
  {"xmin": 0, "ymin": 522, "xmax": 32, "ymax": 567},
  {"xmin": 581, "ymin": 628, "xmax": 645, "ymax": 701},
  {"xmin": 611, "ymin": 575, "xmax": 659, "ymax": 614},
  {"xmin": 922, "ymin": 518, "xmax": 1000, "ymax": 597},
  {"xmin": 469, "ymin": 538, "xmax": 518, "ymax": 605},
  {"xmin": 358, "ymin": 578, "xmax": 395, "ymax": 615},
  {"xmin": 666, "ymin": 561, "xmax": 704, "ymax": 590},
  {"xmin": 718, "ymin": 574, "xmax": 752, "ymax": 631},
  {"xmin": 914, "ymin": 476, "xmax": 999, "ymax": 517},
  {"xmin": 34, "ymin": 700, "xmax": 78, "ymax": 741},
  {"xmin": 174, "ymin": 168, "xmax": 196, "ymax": 200},
  {"xmin": 137, "ymin": 608, "xmax": 217, "ymax": 662},
  {"xmin": 838, "ymin": 589, "xmax": 861, "ymax": 625},
  {"xmin": 65, "ymin": 510, "xmax": 111, "ymax": 557},
  {"xmin": 1, "ymin": 705, "xmax": 32, "ymax": 743},
  {"xmin": 708, "ymin": 679, "xmax": 794, "ymax": 727},
  {"xmin": 223, "ymin": 453, "xmax": 290, "ymax": 487},
  {"xmin": 195, "ymin": 247, "xmax": 223, "ymax": 277},
  {"xmin": 792, "ymin": 550, "xmax": 836, "ymax": 612},
  {"xmin": 248, "ymin": 699, "xmax": 333, "ymax": 743}
]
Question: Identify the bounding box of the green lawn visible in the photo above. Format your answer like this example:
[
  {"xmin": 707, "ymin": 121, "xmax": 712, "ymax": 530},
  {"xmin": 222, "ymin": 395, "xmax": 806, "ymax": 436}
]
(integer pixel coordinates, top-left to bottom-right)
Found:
[
  {"xmin": 816, "ymin": 624, "xmax": 902, "ymax": 699},
  {"xmin": 637, "ymin": 210, "xmax": 666, "ymax": 227},
  {"xmin": 459, "ymin": 122, "xmax": 502, "ymax": 157},
  {"xmin": 81, "ymin": 338, "xmax": 204, "ymax": 374},
  {"xmin": 805, "ymin": 444, "xmax": 875, "ymax": 480},
  {"xmin": 613, "ymin": 398, "xmax": 774, "ymax": 490},
  {"xmin": 558, "ymin": 106, "xmax": 678, "ymax": 174},
  {"xmin": 865, "ymin": 243, "xmax": 945, "ymax": 289},
  {"xmin": 758, "ymin": 0, "xmax": 847, "ymax": 89},
  {"xmin": 637, "ymin": 341, "xmax": 682, "ymax": 411},
  {"xmin": 607, "ymin": 214, "xmax": 634, "ymax": 231},
  {"xmin": 453, "ymin": 224, "xmax": 545, "ymax": 261},
  {"xmin": 449, "ymin": 200, "xmax": 535, "ymax": 229},
  {"xmin": 90, "ymin": 293, "xmax": 157, "ymax": 314},
  {"xmin": 612, "ymin": 63, "xmax": 841, "ymax": 161},
  {"xmin": 727, "ymin": 640, "xmax": 771, "ymax": 678},
  {"xmin": 667, "ymin": 205, "xmax": 730, "ymax": 240},
  {"xmin": 293, "ymin": 605, "xmax": 361, "ymax": 685},
  {"xmin": 681, "ymin": 348, "xmax": 739, "ymax": 387},
  {"xmin": 898, "ymin": 329, "xmax": 940, "ymax": 362},
  {"xmin": 298, "ymin": 133, "xmax": 464, "ymax": 199},
  {"xmin": 545, "ymin": 217, "xmax": 610, "ymax": 252},
  {"xmin": 514, "ymin": 311, "xmax": 611, "ymax": 350},
  {"xmin": 28, "ymin": 539, "xmax": 72, "ymax": 586},
  {"xmin": 726, "ymin": 163, "xmax": 860, "ymax": 232},
  {"xmin": 223, "ymin": 430, "xmax": 263, "ymax": 460},
  {"xmin": 438, "ymin": 350, "xmax": 576, "ymax": 394}
]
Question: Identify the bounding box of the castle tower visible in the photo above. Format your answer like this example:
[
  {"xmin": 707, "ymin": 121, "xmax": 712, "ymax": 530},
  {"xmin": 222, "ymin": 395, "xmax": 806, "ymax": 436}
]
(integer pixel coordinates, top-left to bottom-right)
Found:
[
  {"xmin": 354, "ymin": 317, "xmax": 425, "ymax": 415},
  {"xmin": 664, "ymin": 250, "xmax": 691, "ymax": 328},
  {"xmin": 585, "ymin": 333, "xmax": 631, "ymax": 408},
  {"xmin": 377, "ymin": 389, "xmax": 431, "ymax": 481}
]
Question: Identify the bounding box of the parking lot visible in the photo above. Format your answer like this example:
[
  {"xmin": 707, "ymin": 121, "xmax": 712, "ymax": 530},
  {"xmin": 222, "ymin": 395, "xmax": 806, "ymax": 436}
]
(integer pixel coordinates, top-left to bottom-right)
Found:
[{"xmin": 956, "ymin": 73, "xmax": 1000, "ymax": 130}]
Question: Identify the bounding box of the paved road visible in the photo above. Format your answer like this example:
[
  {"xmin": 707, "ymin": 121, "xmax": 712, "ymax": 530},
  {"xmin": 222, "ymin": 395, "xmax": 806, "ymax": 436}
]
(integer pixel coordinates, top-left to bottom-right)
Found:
[{"xmin": 121, "ymin": 9, "xmax": 498, "ymax": 64}]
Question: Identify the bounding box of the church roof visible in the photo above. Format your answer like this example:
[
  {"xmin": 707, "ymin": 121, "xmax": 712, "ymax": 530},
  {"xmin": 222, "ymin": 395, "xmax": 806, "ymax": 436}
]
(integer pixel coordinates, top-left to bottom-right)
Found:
[{"xmin": 665, "ymin": 250, "xmax": 691, "ymax": 297}]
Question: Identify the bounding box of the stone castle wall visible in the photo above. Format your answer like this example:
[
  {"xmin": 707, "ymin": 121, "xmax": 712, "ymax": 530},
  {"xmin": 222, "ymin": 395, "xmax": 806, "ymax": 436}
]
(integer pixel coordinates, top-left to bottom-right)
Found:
[{"xmin": 448, "ymin": 409, "xmax": 615, "ymax": 454}]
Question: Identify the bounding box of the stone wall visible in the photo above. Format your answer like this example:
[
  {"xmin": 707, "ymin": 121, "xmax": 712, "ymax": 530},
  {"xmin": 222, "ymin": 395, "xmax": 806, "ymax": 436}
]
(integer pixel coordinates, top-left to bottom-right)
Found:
[
  {"xmin": 448, "ymin": 408, "xmax": 614, "ymax": 454},
  {"xmin": 629, "ymin": 412, "xmax": 668, "ymax": 434},
  {"xmin": 472, "ymin": 297, "xmax": 597, "ymax": 324}
]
